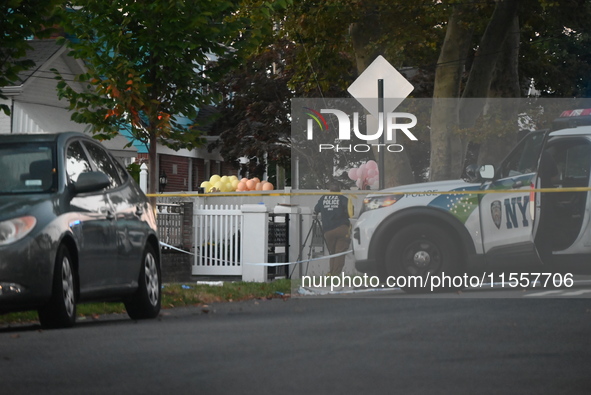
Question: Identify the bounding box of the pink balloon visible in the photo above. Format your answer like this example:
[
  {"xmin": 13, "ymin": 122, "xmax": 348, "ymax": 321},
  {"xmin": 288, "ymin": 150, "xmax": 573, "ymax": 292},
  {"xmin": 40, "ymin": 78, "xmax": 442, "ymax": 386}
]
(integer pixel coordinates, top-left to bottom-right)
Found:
[
  {"xmin": 367, "ymin": 169, "xmax": 377, "ymax": 178},
  {"xmin": 348, "ymin": 168, "xmax": 359, "ymax": 181},
  {"xmin": 355, "ymin": 178, "xmax": 363, "ymax": 189},
  {"xmin": 366, "ymin": 160, "xmax": 378, "ymax": 170}
]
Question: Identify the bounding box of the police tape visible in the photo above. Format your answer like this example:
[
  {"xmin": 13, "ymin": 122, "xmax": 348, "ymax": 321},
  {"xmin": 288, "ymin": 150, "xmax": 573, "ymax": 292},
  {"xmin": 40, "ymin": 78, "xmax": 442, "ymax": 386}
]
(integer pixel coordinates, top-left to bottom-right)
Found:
[
  {"xmin": 244, "ymin": 250, "xmax": 353, "ymax": 267},
  {"xmin": 148, "ymin": 186, "xmax": 591, "ymax": 199},
  {"xmin": 160, "ymin": 242, "xmax": 195, "ymax": 255},
  {"xmin": 158, "ymin": 241, "xmax": 351, "ymax": 267}
]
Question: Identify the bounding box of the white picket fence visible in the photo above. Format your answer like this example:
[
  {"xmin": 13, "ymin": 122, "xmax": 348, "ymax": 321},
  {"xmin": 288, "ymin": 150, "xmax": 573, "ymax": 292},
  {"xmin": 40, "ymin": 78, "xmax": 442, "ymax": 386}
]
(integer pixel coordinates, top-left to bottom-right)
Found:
[{"xmin": 193, "ymin": 205, "xmax": 243, "ymax": 276}]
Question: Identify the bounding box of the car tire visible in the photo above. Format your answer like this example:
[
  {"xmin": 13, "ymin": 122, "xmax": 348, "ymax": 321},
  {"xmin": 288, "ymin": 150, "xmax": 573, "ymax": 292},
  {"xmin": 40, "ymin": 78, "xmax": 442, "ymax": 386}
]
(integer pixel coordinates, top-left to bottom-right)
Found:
[
  {"xmin": 385, "ymin": 223, "xmax": 461, "ymax": 293},
  {"xmin": 124, "ymin": 244, "xmax": 161, "ymax": 320},
  {"xmin": 38, "ymin": 245, "xmax": 77, "ymax": 329}
]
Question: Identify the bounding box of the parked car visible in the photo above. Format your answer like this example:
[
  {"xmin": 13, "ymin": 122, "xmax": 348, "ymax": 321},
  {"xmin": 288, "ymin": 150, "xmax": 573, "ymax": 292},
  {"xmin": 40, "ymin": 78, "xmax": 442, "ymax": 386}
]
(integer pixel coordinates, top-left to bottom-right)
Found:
[
  {"xmin": 0, "ymin": 132, "xmax": 161, "ymax": 328},
  {"xmin": 353, "ymin": 109, "xmax": 591, "ymax": 291}
]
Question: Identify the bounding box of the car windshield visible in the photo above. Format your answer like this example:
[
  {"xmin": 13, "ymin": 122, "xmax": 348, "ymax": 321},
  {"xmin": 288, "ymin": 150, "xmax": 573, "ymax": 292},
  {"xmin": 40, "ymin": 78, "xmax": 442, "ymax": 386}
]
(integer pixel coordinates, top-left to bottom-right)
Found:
[{"xmin": 0, "ymin": 143, "xmax": 56, "ymax": 194}]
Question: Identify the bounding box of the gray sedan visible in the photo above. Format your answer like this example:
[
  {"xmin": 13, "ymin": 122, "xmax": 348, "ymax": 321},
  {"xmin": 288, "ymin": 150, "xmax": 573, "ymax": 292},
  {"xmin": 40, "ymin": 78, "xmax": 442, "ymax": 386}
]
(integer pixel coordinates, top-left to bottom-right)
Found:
[{"xmin": 0, "ymin": 132, "xmax": 161, "ymax": 328}]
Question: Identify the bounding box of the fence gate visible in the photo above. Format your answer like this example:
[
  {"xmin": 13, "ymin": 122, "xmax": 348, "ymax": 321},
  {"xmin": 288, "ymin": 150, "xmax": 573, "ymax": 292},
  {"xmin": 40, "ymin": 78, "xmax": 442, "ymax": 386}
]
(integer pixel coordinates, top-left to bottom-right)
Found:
[
  {"xmin": 156, "ymin": 203, "xmax": 183, "ymax": 248},
  {"xmin": 193, "ymin": 205, "xmax": 242, "ymax": 276}
]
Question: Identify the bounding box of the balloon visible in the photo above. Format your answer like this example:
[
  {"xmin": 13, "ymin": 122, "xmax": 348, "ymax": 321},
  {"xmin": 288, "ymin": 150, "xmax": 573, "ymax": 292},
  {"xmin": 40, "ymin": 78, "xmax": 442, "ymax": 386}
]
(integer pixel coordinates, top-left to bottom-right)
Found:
[
  {"xmin": 209, "ymin": 174, "xmax": 221, "ymax": 184},
  {"xmin": 229, "ymin": 175, "xmax": 238, "ymax": 182},
  {"xmin": 236, "ymin": 183, "xmax": 245, "ymax": 191},
  {"xmin": 262, "ymin": 182, "xmax": 274, "ymax": 191},
  {"xmin": 255, "ymin": 181, "xmax": 264, "ymax": 191},
  {"xmin": 252, "ymin": 177, "xmax": 261, "ymax": 183},
  {"xmin": 367, "ymin": 169, "xmax": 376, "ymax": 178},
  {"xmin": 214, "ymin": 181, "xmax": 224, "ymax": 191},
  {"xmin": 200, "ymin": 181, "xmax": 211, "ymax": 190},
  {"xmin": 366, "ymin": 160, "xmax": 378, "ymax": 170},
  {"xmin": 245, "ymin": 179, "xmax": 256, "ymax": 190},
  {"xmin": 231, "ymin": 179, "xmax": 239, "ymax": 189},
  {"xmin": 220, "ymin": 176, "xmax": 229, "ymax": 183},
  {"xmin": 356, "ymin": 178, "xmax": 363, "ymax": 189},
  {"xmin": 348, "ymin": 168, "xmax": 358, "ymax": 180}
]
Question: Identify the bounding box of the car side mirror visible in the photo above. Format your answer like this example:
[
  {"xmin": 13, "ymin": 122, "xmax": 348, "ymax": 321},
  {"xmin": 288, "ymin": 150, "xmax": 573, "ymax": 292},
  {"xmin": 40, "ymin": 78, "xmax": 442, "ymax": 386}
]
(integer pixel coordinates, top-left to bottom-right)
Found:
[
  {"xmin": 479, "ymin": 164, "xmax": 496, "ymax": 180},
  {"xmin": 73, "ymin": 171, "xmax": 110, "ymax": 194}
]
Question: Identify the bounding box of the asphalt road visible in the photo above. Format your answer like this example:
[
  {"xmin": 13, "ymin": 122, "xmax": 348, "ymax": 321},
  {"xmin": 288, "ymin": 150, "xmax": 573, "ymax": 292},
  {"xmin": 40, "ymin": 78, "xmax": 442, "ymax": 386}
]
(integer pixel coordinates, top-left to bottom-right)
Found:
[{"xmin": 2, "ymin": 288, "xmax": 591, "ymax": 395}]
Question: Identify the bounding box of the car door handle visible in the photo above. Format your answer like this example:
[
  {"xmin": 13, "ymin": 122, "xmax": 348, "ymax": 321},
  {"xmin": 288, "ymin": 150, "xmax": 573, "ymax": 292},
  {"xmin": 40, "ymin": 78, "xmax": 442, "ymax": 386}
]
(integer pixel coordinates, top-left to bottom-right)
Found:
[{"xmin": 135, "ymin": 206, "xmax": 144, "ymax": 216}]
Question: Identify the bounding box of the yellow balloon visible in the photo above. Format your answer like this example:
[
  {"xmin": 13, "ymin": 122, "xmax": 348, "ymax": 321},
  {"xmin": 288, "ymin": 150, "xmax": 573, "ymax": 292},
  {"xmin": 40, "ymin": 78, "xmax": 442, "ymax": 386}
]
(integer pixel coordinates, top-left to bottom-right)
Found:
[
  {"xmin": 200, "ymin": 181, "xmax": 211, "ymax": 190},
  {"xmin": 220, "ymin": 176, "xmax": 229, "ymax": 183},
  {"xmin": 214, "ymin": 181, "xmax": 224, "ymax": 192},
  {"xmin": 229, "ymin": 175, "xmax": 238, "ymax": 182},
  {"xmin": 210, "ymin": 174, "xmax": 221, "ymax": 184},
  {"xmin": 231, "ymin": 179, "xmax": 239, "ymax": 189},
  {"xmin": 226, "ymin": 182, "xmax": 233, "ymax": 192}
]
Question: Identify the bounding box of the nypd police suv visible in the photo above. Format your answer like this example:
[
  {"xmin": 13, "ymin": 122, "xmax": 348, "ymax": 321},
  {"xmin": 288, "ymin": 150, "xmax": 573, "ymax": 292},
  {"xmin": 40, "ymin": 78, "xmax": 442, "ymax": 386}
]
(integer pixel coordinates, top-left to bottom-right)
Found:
[{"xmin": 353, "ymin": 109, "xmax": 591, "ymax": 289}]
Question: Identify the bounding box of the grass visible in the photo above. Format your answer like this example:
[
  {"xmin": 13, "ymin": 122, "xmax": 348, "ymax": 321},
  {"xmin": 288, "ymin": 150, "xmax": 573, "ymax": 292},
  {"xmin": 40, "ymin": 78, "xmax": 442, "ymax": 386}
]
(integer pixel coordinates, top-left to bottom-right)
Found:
[{"xmin": 0, "ymin": 279, "xmax": 293, "ymax": 326}]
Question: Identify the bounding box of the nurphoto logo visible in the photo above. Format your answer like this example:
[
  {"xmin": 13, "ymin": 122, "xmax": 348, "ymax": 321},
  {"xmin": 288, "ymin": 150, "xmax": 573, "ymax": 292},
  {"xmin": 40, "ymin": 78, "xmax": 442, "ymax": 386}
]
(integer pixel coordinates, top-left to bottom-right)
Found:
[{"xmin": 304, "ymin": 107, "xmax": 418, "ymax": 152}]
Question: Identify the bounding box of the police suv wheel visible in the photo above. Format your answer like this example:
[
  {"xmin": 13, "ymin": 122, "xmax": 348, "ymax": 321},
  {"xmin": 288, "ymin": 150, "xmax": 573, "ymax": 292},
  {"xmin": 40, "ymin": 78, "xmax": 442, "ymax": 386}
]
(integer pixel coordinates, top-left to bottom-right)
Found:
[{"xmin": 386, "ymin": 223, "xmax": 461, "ymax": 293}]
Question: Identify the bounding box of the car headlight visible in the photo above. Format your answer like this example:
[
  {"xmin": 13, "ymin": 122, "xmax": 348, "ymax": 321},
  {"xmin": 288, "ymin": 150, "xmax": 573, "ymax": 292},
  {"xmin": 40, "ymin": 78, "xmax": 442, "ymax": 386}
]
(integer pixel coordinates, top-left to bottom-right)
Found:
[
  {"xmin": 360, "ymin": 194, "xmax": 404, "ymax": 215},
  {"xmin": 0, "ymin": 216, "xmax": 37, "ymax": 246}
]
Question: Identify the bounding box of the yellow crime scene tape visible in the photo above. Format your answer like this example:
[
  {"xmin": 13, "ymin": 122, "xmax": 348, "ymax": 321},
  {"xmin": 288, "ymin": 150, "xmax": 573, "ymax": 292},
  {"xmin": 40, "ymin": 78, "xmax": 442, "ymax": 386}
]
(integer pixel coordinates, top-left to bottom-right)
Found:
[{"xmin": 147, "ymin": 185, "xmax": 591, "ymax": 199}]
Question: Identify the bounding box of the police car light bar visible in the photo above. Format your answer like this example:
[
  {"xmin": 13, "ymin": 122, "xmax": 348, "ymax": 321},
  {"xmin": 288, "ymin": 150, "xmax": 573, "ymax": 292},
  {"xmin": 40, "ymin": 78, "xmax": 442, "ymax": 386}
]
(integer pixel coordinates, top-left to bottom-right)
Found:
[
  {"xmin": 560, "ymin": 109, "xmax": 591, "ymax": 117},
  {"xmin": 553, "ymin": 109, "xmax": 591, "ymax": 130}
]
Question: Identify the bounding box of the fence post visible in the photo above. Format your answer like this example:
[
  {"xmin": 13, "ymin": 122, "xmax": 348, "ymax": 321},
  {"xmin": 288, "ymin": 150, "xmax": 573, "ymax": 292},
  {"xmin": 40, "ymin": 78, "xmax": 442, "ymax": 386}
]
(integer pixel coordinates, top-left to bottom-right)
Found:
[
  {"xmin": 181, "ymin": 202, "xmax": 194, "ymax": 251},
  {"xmin": 241, "ymin": 204, "xmax": 268, "ymax": 282},
  {"xmin": 139, "ymin": 163, "xmax": 148, "ymax": 193}
]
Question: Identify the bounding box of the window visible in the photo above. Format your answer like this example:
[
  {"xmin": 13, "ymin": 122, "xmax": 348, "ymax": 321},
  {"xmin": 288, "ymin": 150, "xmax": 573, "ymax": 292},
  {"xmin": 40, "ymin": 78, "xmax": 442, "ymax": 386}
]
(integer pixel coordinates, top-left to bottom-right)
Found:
[
  {"xmin": 499, "ymin": 131, "xmax": 546, "ymax": 179},
  {"xmin": 0, "ymin": 143, "xmax": 55, "ymax": 194},
  {"xmin": 83, "ymin": 142, "xmax": 122, "ymax": 189},
  {"xmin": 66, "ymin": 141, "xmax": 93, "ymax": 185}
]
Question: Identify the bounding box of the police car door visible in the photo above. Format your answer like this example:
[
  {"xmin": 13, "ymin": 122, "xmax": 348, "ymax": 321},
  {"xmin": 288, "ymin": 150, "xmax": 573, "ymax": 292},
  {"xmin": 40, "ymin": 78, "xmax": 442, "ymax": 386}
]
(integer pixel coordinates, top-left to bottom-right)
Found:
[
  {"xmin": 479, "ymin": 131, "xmax": 546, "ymax": 265},
  {"xmin": 532, "ymin": 136, "xmax": 591, "ymax": 268}
]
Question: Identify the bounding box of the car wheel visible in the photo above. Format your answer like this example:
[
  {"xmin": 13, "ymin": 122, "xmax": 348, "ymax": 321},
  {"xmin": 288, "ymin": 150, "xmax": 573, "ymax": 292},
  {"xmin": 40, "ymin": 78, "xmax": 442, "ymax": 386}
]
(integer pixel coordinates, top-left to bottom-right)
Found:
[
  {"xmin": 38, "ymin": 245, "xmax": 77, "ymax": 329},
  {"xmin": 124, "ymin": 244, "xmax": 161, "ymax": 320},
  {"xmin": 386, "ymin": 223, "xmax": 461, "ymax": 293}
]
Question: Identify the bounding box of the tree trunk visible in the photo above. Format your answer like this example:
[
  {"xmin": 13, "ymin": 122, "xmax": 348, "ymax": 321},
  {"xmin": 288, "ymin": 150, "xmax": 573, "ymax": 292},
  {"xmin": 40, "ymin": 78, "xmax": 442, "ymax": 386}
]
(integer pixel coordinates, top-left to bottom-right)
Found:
[
  {"xmin": 430, "ymin": 0, "xmax": 519, "ymax": 180},
  {"xmin": 350, "ymin": 9, "xmax": 414, "ymax": 187},
  {"xmin": 148, "ymin": 131, "xmax": 158, "ymax": 207},
  {"xmin": 429, "ymin": 6, "xmax": 474, "ymax": 181},
  {"xmin": 477, "ymin": 14, "xmax": 521, "ymax": 166}
]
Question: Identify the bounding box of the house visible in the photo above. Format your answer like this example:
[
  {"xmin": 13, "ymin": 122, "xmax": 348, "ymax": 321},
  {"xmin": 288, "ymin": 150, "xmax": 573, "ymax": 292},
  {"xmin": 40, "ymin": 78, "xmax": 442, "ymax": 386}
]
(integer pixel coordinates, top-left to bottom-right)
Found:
[
  {"xmin": 0, "ymin": 39, "xmax": 137, "ymax": 163},
  {"xmin": 130, "ymin": 105, "xmax": 238, "ymax": 193}
]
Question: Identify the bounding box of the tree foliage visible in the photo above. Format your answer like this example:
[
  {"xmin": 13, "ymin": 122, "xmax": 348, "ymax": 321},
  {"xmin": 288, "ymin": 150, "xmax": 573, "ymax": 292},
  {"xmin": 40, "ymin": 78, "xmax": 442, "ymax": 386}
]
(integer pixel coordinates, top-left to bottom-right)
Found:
[
  {"xmin": 0, "ymin": 0, "xmax": 61, "ymax": 115},
  {"xmin": 54, "ymin": 0, "xmax": 258, "ymax": 194},
  {"xmin": 209, "ymin": 39, "xmax": 294, "ymax": 179}
]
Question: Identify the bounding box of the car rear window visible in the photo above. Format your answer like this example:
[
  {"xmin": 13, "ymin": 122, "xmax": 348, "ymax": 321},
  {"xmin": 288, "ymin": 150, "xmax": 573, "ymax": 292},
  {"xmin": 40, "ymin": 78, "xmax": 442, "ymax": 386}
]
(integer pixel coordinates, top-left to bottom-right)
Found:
[{"xmin": 0, "ymin": 143, "xmax": 55, "ymax": 194}]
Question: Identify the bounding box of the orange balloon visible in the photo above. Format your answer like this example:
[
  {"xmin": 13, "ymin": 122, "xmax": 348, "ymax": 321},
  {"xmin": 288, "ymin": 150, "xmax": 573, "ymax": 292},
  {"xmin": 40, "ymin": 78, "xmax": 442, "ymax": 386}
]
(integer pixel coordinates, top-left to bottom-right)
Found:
[
  {"xmin": 245, "ymin": 179, "xmax": 256, "ymax": 190},
  {"xmin": 255, "ymin": 181, "xmax": 263, "ymax": 191},
  {"xmin": 262, "ymin": 182, "xmax": 274, "ymax": 190},
  {"xmin": 252, "ymin": 177, "xmax": 260, "ymax": 183}
]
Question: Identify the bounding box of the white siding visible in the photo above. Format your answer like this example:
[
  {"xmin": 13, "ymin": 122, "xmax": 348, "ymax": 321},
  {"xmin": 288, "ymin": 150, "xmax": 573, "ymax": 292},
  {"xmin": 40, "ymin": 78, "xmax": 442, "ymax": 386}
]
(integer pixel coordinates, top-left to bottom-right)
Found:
[{"xmin": 0, "ymin": 98, "xmax": 11, "ymax": 134}]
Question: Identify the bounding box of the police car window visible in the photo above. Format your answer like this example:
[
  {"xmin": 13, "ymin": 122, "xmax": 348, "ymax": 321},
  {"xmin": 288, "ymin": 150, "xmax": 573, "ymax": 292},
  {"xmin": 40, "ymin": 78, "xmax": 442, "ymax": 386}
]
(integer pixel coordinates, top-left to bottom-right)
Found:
[
  {"xmin": 549, "ymin": 141, "xmax": 591, "ymax": 186},
  {"xmin": 499, "ymin": 132, "xmax": 545, "ymax": 178},
  {"xmin": 83, "ymin": 142, "xmax": 122, "ymax": 189},
  {"xmin": 66, "ymin": 141, "xmax": 93, "ymax": 184}
]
